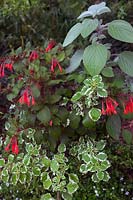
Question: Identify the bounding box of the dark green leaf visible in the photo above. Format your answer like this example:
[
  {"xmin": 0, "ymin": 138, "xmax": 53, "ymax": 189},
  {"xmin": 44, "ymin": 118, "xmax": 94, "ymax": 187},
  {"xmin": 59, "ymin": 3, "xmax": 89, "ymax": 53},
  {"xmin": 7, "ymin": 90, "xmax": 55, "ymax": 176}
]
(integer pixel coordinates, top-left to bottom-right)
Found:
[{"xmin": 106, "ymin": 115, "xmax": 121, "ymax": 140}]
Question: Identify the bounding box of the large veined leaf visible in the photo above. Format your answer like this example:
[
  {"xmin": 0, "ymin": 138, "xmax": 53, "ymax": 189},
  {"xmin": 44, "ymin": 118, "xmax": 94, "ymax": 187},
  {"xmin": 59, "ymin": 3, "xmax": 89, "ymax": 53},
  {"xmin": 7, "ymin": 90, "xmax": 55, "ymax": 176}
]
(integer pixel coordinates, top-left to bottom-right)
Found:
[
  {"xmin": 63, "ymin": 23, "xmax": 82, "ymax": 47},
  {"xmin": 37, "ymin": 106, "xmax": 51, "ymax": 125},
  {"xmin": 81, "ymin": 18, "xmax": 98, "ymax": 38},
  {"xmin": 83, "ymin": 44, "xmax": 108, "ymax": 76},
  {"xmin": 108, "ymin": 20, "xmax": 133, "ymax": 43},
  {"xmin": 106, "ymin": 115, "xmax": 121, "ymax": 140},
  {"xmin": 118, "ymin": 51, "xmax": 133, "ymax": 76},
  {"xmin": 66, "ymin": 50, "xmax": 83, "ymax": 73}
]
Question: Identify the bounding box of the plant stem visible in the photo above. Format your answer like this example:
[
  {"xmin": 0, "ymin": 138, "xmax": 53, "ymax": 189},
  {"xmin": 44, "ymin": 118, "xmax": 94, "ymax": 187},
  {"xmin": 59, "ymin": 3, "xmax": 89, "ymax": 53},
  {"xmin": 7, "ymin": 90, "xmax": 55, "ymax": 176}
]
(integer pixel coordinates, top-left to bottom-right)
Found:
[{"xmin": 57, "ymin": 191, "xmax": 61, "ymax": 200}]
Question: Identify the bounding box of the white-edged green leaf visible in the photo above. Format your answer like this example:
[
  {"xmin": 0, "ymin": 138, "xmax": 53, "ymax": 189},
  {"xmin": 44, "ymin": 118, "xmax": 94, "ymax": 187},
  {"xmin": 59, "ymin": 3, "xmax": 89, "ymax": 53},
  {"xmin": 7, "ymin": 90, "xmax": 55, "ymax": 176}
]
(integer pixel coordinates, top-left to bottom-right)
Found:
[
  {"xmin": 96, "ymin": 171, "xmax": 104, "ymax": 180},
  {"xmin": 67, "ymin": 182, "xmax": 79, "ymax": 194},
  {"xmin": 40, "ymin": 193, "xmax": 54, "ymax": 200},
  {"xmin": 91, "ymin": 173, "xmax": 100, "ymax": 182},
  {"xmin": 97, "ymin": 88, "xmax": 107, "ymax": 97},
  {"xmin": 71, "ymin": 92, "xmax": 82, "ymax": 102},
  {"xmin": 83, "ymin": 44, "xmax": 108, "ymax": 76},
  {"xmin": 97, "ymin": 152, "xmax": 107, "ymax": 161},
  {"xmin": 118, "ymin": 51, "xmax": 133, "ymax": 76},
  {"xmin": 108, "ymin": 20, "xmax": 133, "ymax": 43},
  {"xmin": 62, "ymin": 192, "xmax": 72, "ymax": 200},
  {"xmin": 19, "ymin": 173, "xmax": 26, "ymax": 184},
  {"xmin": 103, "ymin": 171, "xmax": 110, "ymax": 182},
  {"xmin": 69, "ymin": 173, "xmax": 79, "ymax": 183},
  {"xmin": 50, "ymin": 159, "xmax": 59, "ymax": 172},
  {"xmin": 11, "ymin": 173, "xmax": 19, "ymax": 185},
  {"xmin": 89, "ymin": 108, "xmax": 101, "ymax": 121},
  {"xmin": 66, "ymin": 50, "xmax": 83, "ymax": 73},
  {"xmin": 79, "ymin": 164, "xmax": 88, "ymax": 174},
  {"xmin": 0, "ymin": 159, "xmax": 5, "ymax": 167},
  {"xmin": 81, "ymin": 18, "xmax": 98, "ymax": 38},
  {"xmin": 43, "ymin": 178, "xmax": 52, "ymax": 190},
  {"xmin": 63, "ymin": 23, "xmax": 82, "ymax": 47},
  {"xmin": 58, "ymin": 143, "xmax": 66, "ymax": 153},
  {"xmin": 82, "ymin": 153, "xmax": 91, "ymax": 163}
]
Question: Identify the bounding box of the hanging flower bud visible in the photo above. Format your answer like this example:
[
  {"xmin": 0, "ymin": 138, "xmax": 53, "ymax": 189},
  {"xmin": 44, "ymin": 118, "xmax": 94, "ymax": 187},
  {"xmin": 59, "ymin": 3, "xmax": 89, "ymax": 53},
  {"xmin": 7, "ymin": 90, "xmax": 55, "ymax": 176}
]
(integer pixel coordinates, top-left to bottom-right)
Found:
[
  {"xmin": 50, "ymin": 58, "xmax": 63, "ymax": 73},
  {"xmin": 124, "ymin": 96, "xmax": 133, "ymax": 114},
  {"xmin": 18, "ymin": 88, "xmax": 35, "ymax": 107},
  {"xmin": 45, "ymin": 40, "xmax": 56, "ymax": 52},
  {"xmin": 102, "ymin": 97, "xmax": 118, "ymax": 115},
  {"xmin": 29, "ymin": 50, "xmax": 39, "ymax": 62}
]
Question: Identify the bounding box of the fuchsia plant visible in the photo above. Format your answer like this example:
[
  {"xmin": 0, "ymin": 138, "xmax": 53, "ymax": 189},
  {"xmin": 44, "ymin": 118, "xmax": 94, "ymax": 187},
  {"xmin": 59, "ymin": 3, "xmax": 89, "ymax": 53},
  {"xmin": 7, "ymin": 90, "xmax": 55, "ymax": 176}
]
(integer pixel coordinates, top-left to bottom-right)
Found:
[{"xmin": 0, "ymin": 1, "xmax": 133, "ymax": 199}]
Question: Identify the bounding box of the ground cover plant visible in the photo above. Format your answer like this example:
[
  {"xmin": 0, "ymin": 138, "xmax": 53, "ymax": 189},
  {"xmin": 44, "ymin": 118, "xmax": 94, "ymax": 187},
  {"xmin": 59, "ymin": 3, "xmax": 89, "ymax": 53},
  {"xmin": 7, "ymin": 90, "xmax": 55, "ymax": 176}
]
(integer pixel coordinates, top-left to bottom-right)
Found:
[{"xmin": 0, "ymin": 1, "xmax": 133, "ymax": 200}]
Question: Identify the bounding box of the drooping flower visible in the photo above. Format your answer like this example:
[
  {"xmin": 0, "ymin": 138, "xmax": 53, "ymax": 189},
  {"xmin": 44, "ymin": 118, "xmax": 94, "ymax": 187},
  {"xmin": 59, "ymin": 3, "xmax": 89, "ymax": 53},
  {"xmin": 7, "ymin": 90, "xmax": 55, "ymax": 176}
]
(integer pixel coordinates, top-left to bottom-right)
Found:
[
  {"xmin": 5, "ymin": 136, "xmax": 19, "ymax": 155},
  {"xmin": 29, "ymin": 50, "xmax": 39, "ymax": 62},
  {"xmin": 11, "ymin": 136, "xmax": 19, "ymax": 155},
  {"xmin": 102, "ymin": 97, "xmax": 118, "ymax": 115},
  {"xmin": 0, "ymin": 62, "xmax": 13, "ymax": 78},
  {"xmin": 18, "ymin": 88, "xmax": 35, "ymax": 107},
  {"xmin": 50, "ymin": 58, "xmax": 62, "ymax": 73},
  {"xmin": 4, "ymin": 142, "xmax": 10, "ymax": 152},
  {"xmin": 49, "ymin": 120, "xmax": 53, "ymax": 126},
  {"xmin": 123, "ymin": 96, "xmax": 133, "ymax": 114},
  {"xmin": 45, "ymin": 40, "xmax": 56, "ymax": 52}
]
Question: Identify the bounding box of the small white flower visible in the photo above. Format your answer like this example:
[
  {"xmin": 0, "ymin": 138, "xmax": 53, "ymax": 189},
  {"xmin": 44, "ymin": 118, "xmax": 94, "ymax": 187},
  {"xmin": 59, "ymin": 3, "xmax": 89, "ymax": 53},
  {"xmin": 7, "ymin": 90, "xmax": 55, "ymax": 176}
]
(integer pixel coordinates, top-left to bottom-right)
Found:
[
  {"xmin": 78, "ymin": 2, "xmax": 111, "ymax": 19},
  {"xmin": 121, "ymin": 188, "xmax": 124, "ymax": 192},
  {"xmin": 120, "ymin": 177, "xmax": 124, "ymax": 181},
  {"xmin": 125, "ymin": 191, "xmax": 129, "ymax": 195},
  {"xmin": 9, "ymin": 104, "xmax": 16, "ymax": 109}
]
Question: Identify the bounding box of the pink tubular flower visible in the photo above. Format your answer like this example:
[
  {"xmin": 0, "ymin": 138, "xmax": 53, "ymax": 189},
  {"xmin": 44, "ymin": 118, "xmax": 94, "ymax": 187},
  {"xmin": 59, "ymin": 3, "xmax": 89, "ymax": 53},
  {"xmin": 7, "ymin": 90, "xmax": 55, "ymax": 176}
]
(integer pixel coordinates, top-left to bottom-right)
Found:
[
  {"xmin": 18, "ymin": 88, "xmax": 35, "ymax": 107},
  {"xmin": 29, "ymin": 50, "xmax": 39, "ymax": 62},
  {"xmin": 45, "ymin": 40, "xmax": 56, "ymax": 52},
  {"xmin": 102, "ymin": 97, "xmax": 118, "ymax": 115},
  {"xmin": 11, "ymin": 136, "xmax": 19, "ymax": 155},
  {"xmin": 4, "ymin": 143, "xmax": 10, "ymax": 152},
  {"xmin": 124, "ymin": 96, "xmax": 133, "ymax": 114},
  {"xmin": 5, "ymin": 136, "xmax": 19, "ymax": 155},
  {"xmin": 0, "ymin": 62, "xmax": 13, "ymax": 78},
  {"xmin": 50, "ymin": 58, "xmax": 62, "ymax": 73}
]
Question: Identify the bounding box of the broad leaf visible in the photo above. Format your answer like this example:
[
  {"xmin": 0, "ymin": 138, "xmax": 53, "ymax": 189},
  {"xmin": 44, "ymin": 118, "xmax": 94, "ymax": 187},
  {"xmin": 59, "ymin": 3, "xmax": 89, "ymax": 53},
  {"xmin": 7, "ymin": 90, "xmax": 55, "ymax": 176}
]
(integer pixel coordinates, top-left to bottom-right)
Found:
[
  {"xmin": 63, "ymin": 23, "xmax": 82, "ymax": 47},
  {"xmin": 37, "ymin": 106, "xmax": 51, "ymax": 125},
  {"xmin": 89, "ymin": 108, "xmax": 101, "ymax": 121},
  {"xmin": 122, "ymin": 129, "xmax": 132, "ymax": 144},
  {"xmin": 81, "ymin": 18, "xmax": 98, "ymax": 38},
  {"xmin": 66, "ymin": 50, "xmax": 83, "ymax": 73},
  {"xmin": 108, "ymin": 20, "xmax": 133, "ymax": 43},
  {"xmin": 118, "ymin": 51, "xmax": 133, "ymax": 76},
  {"xmin": 102, "ymin": 67, "xmax": 114, "ymax": 77},
  {"xmin": 83, "ymin": 44, "xmax": 108, "ymax": 76},
  {"xmin": 67, "ymin": 182, "xmax": 79, "ymax": 194},
  {"xmin": 50, "ymin": 159, "xmax": 59, "ymax": 172},
  {"xmin": 106, "ymin": 115, "xmax": 121, "ymax": 140}
]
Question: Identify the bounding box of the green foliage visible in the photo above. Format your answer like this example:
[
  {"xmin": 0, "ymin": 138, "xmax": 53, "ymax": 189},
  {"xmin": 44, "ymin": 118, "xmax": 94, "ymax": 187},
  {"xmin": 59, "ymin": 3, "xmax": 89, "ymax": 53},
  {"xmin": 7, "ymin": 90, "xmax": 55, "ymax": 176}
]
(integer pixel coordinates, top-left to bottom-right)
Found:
[{"xmin": 0, "ymin": 1, "xmax": 133, "ymax": 199}]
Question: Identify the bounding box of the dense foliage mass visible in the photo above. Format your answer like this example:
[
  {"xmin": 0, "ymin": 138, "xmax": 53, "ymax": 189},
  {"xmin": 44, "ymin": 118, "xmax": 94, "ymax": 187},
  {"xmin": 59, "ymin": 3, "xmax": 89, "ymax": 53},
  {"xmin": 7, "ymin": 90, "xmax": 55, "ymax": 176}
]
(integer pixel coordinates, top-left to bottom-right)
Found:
[{"xmin": 0, "ymin": 1, "xmax": 133, "ymax": 200}]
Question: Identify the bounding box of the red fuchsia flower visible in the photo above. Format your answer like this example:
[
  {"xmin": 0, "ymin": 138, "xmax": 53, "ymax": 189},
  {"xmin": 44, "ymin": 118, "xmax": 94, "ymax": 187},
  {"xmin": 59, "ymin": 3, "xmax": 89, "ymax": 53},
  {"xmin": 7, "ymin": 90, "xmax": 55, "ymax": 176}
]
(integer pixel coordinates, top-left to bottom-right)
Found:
[
  {"xmin": 18, "ymin": 88, "xmax": 35, "ymax": 107},
  {"xmin": 102, "ymin": 97, "xmax": 118, "ymax": 115},
  {"xmin": 0, "ymin": 62, "xmax": 13, "ymax": 78},
  {"xmin": 50, "ymin": 58, "xmax": 63, "ymax": 73},
  {"xmin": 49, "ymin": 120, "xmax": 53, "ymax": 126},
  {"xmin": 123, "ymin": 96, "xmax": 133, "ymax": 114},
  {"xmin": 45, "ymin": 40, "xmax": 56, "ymax": 52},
  {"xmin": 11, "ymin": 136, "xmax": 19, "ymax": 155},
  {"xmin": 5, "ymin": 136, "xmax": 19, "ymax": 155},
  {"xmin": 29, "ymin": 50, "xmax": 39, "ymax": 62}
]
